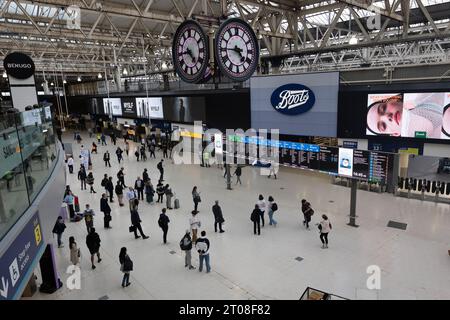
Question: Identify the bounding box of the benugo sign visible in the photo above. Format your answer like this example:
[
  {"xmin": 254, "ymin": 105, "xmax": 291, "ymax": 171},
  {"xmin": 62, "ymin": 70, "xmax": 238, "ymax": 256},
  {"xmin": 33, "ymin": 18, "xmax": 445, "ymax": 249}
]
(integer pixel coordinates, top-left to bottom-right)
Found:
[
  {"xmin": 270, "ymin": 83, "xmax": 316, "ymax": 116},
  {"xmin": 3, "ymin": 52, "xmax": 35, "ymax": 80}
]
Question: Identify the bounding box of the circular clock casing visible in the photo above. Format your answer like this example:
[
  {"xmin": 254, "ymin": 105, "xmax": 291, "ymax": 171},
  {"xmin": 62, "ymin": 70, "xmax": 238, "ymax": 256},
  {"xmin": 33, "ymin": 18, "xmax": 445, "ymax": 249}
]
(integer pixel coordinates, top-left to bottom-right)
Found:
[
  {"xmin": 172, "ymin": 20, "xmax": 209, "ymax": 83},
  {"xmin": 215, "ymin": 18, "xmax": 259, "ymax": 82}
]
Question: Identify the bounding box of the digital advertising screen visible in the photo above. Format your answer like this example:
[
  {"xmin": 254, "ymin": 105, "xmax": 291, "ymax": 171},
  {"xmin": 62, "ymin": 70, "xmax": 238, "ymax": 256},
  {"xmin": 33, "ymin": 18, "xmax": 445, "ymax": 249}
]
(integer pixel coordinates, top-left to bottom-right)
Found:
[
  {"xmin": 250, "ymin": 72, "xmax": 339, "ymax": 137},
  {"xmin": 366, "ymin": 92, "xmax": 450, "ymax": 140},
  {"xmin": 121, "ymin": 97, "xmax": 137, "ymax": 118},
  {"xmin": 338, "ymin": 148, "xmax": 354, "ymax": 177},
  {"xmin": 163, "ymin": 96, "xmax": 206, "ymax": 123},
  {"xmin": 136, "ymin": 97, "xmax": 164, "ymax": 119},
  {"xmin": 103, "ymin": 98, "xmax": 122, "ymax": 116}
]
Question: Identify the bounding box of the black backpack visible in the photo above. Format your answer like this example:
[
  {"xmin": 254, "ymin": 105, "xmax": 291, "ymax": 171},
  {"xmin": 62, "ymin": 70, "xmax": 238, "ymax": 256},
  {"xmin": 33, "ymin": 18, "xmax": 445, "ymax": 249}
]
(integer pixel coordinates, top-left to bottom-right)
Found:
[{"xmin": 272, "ymin": 203, "xmax": 278, "ymax": 212}]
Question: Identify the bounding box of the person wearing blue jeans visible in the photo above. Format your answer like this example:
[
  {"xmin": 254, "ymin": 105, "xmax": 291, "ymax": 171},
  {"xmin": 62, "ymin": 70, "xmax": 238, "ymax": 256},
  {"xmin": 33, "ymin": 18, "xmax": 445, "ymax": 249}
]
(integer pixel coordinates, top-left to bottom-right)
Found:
[
  {"xmin": 268, "ymin": 196, "xmax": 278, "ymax": 226},
  {"xmin": 195, "ymin": 231, "xmax": 211, "ymax": 273}
]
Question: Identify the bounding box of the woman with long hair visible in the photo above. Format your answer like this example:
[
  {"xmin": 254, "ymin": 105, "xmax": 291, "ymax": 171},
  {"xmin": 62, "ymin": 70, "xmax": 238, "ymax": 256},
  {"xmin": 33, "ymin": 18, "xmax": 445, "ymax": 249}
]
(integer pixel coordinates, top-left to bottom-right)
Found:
[
  {"xmin": 119, "ymin": 247, "xmax": 133, "ymax": 287},
  {"xmin": 69, "ymin": 236, "xmax": 80, "ymax": 265}
]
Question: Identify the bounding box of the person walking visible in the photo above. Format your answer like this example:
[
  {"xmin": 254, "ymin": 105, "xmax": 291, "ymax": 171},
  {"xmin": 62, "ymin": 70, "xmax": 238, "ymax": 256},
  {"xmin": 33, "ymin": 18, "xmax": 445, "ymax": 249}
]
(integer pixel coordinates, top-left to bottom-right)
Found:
[
  {"xmin": 301, "ymin": 199, "xmax": 314, "ymax": 229},
  {"xmin": 212, "ymin": 201, "xmax": 225, "ymax": 233},
  {"xmin": 96, "ymin": 133, "xmax": 101, "ymax": 144},
  {"xmin": 158, "ymin": 208, "xmax": 170, "ymax": 244},
  {"xmin": 101, "ymin": 133, "xmax": 107, "ymax": 146},
  {"xmin": 149, "ymin": 143, "xmax": 156, "ymax": 158},
  {"xmin": 195, "ymin": 231, "xmax": 211, "ymax": 273},
  {"xmin": 86, "ymin": 227, "xmax": 102, "ymax": 269},
  {"xmin": 64, "ymin": 191, "xmax": 76, "ymax": 220},
  {"xmin": 192, "ymin": 186, "xmax": 201, "ymax": 211},
  {"xmin": 251, "ymin": 204, "xmax": 262, "ymax": 235},
  {"xmin": 140, "ymin": 145, "xmax": 147, "ymax": 161},
  {"xmin": 267, "ymin": 163, "xmax": 277, "ymax": 179},
  {"xmin": 101, "ymin": 174, "xmax": 109, "ymax": 193},
  {"xmin": 119, "ymin": 247, "xmax": 133, "ymax": 287},
  {"xmin": 130, "ymin": 200, "xmax": 149, "ymax": 239},
  {"xmin": 86, "ymin": 172, "xmax": 96, "ymax": 194},
  {"xmin": 165, "ymin": 184, "xmax": 174, "ymax": 210},
  {"xmin": 83, "ymin": 204, "xmax": 95, "ymax": 233},
  {"xmin": 268, "ymin": 196, "xmax": 278, "ymax": 227},
  {"xmin": 180, "ymin": 230, "xmax": 195, "ymax": 269},
  {"xmin": 189, "ymin": 210, "xmax": 201, "ymax": 242},
  {"xmin": 162, "ymin": 144, "xmax": 168, "ymax": 159},
  {"xmin": 319, "ymin": 214, "xmax": 332, "ymax": 249},
  {"xmin": 157, "ymin": 159, "xmax": 164, "ymax": 181},
  {"xmin": 103, "ymin": 151, "xmax": 111, "ymax": 167},
  {"xmin": 257, "ymin": 195, "xmax": 266, "ymax": 227},
  {"xmin": 142, "ymin": 168, "xmax": 149, "ymax": 183},
  {"xmin": 69, "ymin": 236, "xmax": 80, "ymax": 266},
  {"xmin": 67, "ymin": 156, "xmax": 74, "ymax": 174},
  {"xmin": 126, "ymin": 187, "xmax": 137, "ymax": 212},
  {"xmin": 156, "ymin": 180, "xmax": 165, "ymax": 203},
  {"xmin": 52, "ymin": 216, "xmax": 66, "ymax": 248},
  {"xmin": 134, "ymin": 148, "xmax": 140, "ymax": 162},
  {"xmin": 125, "ymin": 141, "xmax": 130, "ymax": 157},
  {"xmin": 91, "ymin": 142, "xmax": 98, "ymax": 154},
  {"xmin": 111, "ymin": 132, "xmax": 117, "ymax": 146},
  {"xmin": 145, "ymin": 180, "xmax": 154, "ymax": 204},
  {"xmin": 134, "ymin": 177, "xmax": 144, "ymax": 201},
  {"xmin": 78, "ymin": 165, "xmax": 87, "ymax": 190},
  {"xmin": 106, "ymin": 177, "xmax": 114, "ymax": 202},
  {"xmin": 116, "ymin": 147, "xmax": 123, "ymax": 164},
  {"xmin": 115, "ymin": 181, "xmax": 124, "ymax": 207},
  {"xmin": 234, "ymin": 165, "xmax": 242, "ymax": 185},
  {"xmin": 117, "ymin": 167, "xmax": 126, "ymax": 188},
  {"xmin": 100, "ymin": 193, "xmax": 112, "ymax": 229}
]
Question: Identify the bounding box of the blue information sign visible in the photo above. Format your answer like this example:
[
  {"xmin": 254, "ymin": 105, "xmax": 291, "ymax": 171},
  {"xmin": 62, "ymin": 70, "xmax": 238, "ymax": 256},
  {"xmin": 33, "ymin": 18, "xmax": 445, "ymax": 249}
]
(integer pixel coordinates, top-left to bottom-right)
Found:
[{"xmin": 0, "ymin": 211, "xmax": 45, "ymax": 300}]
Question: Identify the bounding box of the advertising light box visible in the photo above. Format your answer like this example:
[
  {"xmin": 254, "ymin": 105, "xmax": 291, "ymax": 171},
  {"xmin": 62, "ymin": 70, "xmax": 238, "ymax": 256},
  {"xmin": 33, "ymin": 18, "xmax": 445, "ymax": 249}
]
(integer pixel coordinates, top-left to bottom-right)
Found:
[
  {"xmin": 136, "ymin": 97, "xmax": 164, "ymax": 119},
  {"xmin": 103, "ymin": 98, "xmax": 122, "ymax": 116},
  {"xmin": 250, "ymin": 72, "xmax": 339, "ymax": 137}
]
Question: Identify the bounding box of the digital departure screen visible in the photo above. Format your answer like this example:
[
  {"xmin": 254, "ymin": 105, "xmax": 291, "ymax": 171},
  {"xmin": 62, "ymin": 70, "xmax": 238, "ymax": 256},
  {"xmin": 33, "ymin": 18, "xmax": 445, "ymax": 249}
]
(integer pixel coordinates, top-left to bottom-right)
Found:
[
  {"xmin": 369, "ymin": 152, "xmax": 393, "ymax": 183},
  {"xmin": 319, "ymin": 146, "xmax": 339, "ymax": 174},
  {"xmin": 353, "ymin": 149, "xmax": 370, "ymax": 180}
]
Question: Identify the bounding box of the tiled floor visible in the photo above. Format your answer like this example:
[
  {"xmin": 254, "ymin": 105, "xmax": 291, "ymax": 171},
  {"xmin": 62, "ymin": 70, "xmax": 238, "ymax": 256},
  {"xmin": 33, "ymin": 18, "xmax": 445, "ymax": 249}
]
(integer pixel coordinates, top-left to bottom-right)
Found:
[{"xmin": 26, "ymin": 132, "xmax": 450, "ymax": 300}]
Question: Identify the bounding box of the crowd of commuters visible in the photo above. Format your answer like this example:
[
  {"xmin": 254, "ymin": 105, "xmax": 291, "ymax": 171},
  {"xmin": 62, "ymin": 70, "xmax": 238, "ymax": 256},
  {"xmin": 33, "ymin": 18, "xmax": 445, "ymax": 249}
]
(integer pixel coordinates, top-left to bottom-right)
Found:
[{"xmin": 55, "ymin": 129, "xmax": 333, "ymax": 289}]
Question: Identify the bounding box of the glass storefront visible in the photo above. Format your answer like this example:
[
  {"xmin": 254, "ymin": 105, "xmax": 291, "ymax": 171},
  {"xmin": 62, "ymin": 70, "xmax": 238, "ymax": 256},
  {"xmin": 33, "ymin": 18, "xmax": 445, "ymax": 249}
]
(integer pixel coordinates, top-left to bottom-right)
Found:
[{"xmin": 0, "ymin": 107, "xmax": 59, "ymax": 240}]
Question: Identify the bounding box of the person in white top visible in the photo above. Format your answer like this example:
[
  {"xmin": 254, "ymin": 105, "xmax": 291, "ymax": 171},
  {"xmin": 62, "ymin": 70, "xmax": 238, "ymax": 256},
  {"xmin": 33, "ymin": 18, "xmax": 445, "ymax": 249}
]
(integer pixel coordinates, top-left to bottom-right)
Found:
[
  {"xmin": 257, "ymin": 195, "xmax": 266, "ymax": 227},
  {"xmin": 189, "ymin": 210, "xmax": 201, "ymax": 242},
  {"xmin": 126, "ymin": 187, "xmax": 137, "ymax": 211},
  {"xmin": 319, "ymin": 214, "xmax": 332, "ymax": 249},
  {"xmin": 67, "ymin": 156, "xmax": 74, "ymax": 174}
]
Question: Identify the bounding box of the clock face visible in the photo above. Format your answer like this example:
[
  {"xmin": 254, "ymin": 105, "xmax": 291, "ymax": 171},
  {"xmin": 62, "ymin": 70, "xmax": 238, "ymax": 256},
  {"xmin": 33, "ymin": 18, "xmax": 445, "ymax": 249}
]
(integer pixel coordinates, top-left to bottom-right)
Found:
[
  {"xmin": 172, "ymin": 20, "xmax": 209, "ymax": 83},
  {"xmin": 215, "ymin": 18, "xmax": 259, "ymax": 82}
]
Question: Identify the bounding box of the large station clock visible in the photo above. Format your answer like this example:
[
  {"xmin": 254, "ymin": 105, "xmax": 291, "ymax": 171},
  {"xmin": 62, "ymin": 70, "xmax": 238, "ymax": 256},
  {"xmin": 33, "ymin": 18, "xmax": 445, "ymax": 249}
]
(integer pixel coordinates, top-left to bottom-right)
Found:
[
  {"xmin": 215, "ymin": 18, "xmax": 259, "ymax": 82},
  {"xmin": 172, "ymin": 20, "xmax": 209, "ymax": 83}
]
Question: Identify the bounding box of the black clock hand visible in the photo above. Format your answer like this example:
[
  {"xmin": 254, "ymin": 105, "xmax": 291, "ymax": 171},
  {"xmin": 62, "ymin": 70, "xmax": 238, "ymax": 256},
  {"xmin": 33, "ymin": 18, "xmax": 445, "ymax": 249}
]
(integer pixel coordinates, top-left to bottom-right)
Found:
[{"xmin": 182, "ymin": 48, "xmax": 196, "ymax": 63}]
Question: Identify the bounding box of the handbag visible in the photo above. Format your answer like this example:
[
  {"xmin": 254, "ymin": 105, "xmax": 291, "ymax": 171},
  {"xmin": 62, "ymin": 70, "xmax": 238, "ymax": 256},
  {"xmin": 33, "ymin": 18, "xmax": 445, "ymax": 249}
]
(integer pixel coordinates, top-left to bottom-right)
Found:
[
  {"xmin": 77, "ymin": 249, "xmax": 81, "ymax": 258},
  {"xmin": 129, "ymin": 225, "xmax": 136, "ymax": 233},
  {"xmin": 195, "ymin": 195, "xmax": 201, "ymax": 202}
]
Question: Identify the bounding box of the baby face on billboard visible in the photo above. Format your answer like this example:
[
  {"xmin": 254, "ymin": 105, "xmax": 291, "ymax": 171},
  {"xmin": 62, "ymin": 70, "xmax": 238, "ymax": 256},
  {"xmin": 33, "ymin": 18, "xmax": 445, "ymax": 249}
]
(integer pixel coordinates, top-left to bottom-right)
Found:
[{"xmin": 367, "ymin": 100, "xmax": 403, "ymax": 136}]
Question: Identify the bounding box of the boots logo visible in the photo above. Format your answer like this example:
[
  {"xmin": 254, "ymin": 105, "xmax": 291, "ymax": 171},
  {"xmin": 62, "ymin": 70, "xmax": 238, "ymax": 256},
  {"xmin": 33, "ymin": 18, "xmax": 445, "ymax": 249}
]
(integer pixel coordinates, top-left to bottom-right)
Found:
[{"xmin": 271, "ymin": 84, "xmax": 316, "ymax": 115}]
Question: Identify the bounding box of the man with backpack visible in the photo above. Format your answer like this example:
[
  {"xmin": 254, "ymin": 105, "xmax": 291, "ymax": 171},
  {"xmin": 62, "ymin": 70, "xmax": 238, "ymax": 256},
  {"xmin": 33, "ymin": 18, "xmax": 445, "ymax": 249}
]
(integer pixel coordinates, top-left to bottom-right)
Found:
[
  {"xmin": 268, "ymin": 196, "xmax": 278, "ymax": 227},
  {"xmin": 158, "ymin": 208, "xmax": 170, "ymax": 244},
  {"xmin": 301, "ymin": 199, "xmax": 314, "ymax": 229},
  {"xmin": 180, "ymin": 230, "xmax": 195, "ymax": 270}
]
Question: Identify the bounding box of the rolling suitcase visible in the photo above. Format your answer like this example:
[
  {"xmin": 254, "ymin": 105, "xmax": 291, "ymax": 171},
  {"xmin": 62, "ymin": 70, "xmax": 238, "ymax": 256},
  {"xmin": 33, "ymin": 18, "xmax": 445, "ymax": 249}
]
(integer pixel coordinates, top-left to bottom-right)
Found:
[{"xmin": 174, "ymin": 198, "xmax": 180, "ymax": 209}]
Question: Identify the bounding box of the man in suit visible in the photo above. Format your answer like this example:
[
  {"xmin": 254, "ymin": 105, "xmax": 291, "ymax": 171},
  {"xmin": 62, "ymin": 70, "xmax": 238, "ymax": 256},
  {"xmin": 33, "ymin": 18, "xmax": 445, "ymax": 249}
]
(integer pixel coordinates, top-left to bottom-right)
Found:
[{"xmin": 100, "ymin": 193, "xmax": 112, "ymax": 229}]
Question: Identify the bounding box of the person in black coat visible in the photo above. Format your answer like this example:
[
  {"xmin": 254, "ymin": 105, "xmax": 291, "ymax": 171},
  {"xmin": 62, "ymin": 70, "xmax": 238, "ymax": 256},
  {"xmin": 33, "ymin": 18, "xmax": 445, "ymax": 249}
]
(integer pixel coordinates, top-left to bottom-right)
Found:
[
  {"xmin": 78, "ymin": 165, "xmax": 87, "ymax": 190},
  {"xmin": 212, "ymin": 200, "xmax": 225, "ymax": 233},
  {"xmin": 100, "ymin": 193, "xmax": 112, "ymax": 229},
  {"xmin": 158, "ymin": 208, "xmax": 170, "ymax": 244},
  {"xmin": 105, "ymin": 177, "xmax": 114, "ymax": 202},
  {"xmin": 251, "ymin": 204, "xmax": 262, "ymax": 235},
  {"xmin": 86, "ymin": 228, "xmax": 102, "ymax": 269},
  {"xmin": 142, "ymin": 169, "xmax": 149, "ymax": 183},
  {"xmin": 52, "ymin": 216, "xmax": 66, "ymax": 248},
  {"xmin": 130, "ymin": 200, "xmax": 149, "ymax": 240},
  {"xmin": 103, "ymin": 151, "xmax": 111, "ymax": 167}
]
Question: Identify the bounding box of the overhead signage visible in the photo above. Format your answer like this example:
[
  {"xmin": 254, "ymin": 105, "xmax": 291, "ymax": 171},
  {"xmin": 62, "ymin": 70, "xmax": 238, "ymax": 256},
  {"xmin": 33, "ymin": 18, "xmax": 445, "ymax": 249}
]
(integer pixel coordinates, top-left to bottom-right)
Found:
[
  {"xmin": 3, "ymin": 52, "xmax": 35, "ymax": 80},
  {"xmin": 270, "ymin": 83, "xmax": 316, "ymax": 116},
  {"xmin": 0, "ymin": 211, "xmax": 44, "ymax": 300}
]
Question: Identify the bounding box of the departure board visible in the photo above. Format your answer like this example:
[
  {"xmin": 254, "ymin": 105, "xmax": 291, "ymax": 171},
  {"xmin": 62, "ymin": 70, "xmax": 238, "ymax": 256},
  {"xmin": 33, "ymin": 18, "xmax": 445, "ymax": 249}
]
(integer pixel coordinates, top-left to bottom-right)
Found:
[
  {"xmin": 369, "ymin": 152, "xmax": 393, "ymax": 184},
  {"xmin": 319, "ymin": 146, "xmax": 339, "ymax": 174}
]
